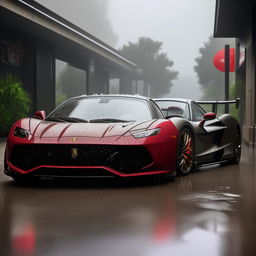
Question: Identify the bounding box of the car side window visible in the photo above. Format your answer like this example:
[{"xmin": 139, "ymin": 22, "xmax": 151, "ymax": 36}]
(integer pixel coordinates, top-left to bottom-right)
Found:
[{"xmin": 192, "ymin": 103, "xmax": 205, "ymax": 121}]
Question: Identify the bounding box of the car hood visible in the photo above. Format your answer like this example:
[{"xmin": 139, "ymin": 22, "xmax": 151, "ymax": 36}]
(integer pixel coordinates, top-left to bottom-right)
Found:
[{"xmin": 19, "ymin": 118, "xmax": 162, "ymax": 139}]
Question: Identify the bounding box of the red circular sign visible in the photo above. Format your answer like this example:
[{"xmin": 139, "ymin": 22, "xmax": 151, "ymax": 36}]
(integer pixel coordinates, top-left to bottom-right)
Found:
[{"xmin": 213, "ymin": 48, "xmax": 235, "ymax": 72}]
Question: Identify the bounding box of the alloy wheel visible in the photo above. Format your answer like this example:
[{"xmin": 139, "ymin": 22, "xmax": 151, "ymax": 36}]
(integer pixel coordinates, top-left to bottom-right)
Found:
[{"xmin": 177, "ymin": 129, "xmax": 194, "ymax": 175}]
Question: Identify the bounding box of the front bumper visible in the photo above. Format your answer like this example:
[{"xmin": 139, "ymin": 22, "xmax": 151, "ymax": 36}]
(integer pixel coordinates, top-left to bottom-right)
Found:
[{"xmin": 5, "ymin": 143, "xmax": 173, "ymax": 178}]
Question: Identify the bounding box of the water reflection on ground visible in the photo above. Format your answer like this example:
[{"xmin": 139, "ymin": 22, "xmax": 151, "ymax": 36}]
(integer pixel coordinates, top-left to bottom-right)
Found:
[{"xmin": 0, "ymin": 143, "xmax": 256, "ymax": 255}]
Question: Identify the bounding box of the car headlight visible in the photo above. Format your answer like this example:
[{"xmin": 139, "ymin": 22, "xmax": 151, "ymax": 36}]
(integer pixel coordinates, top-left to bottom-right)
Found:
[
  {"xmin": 131, "ymin": 128, "xmax": 160, "ymax": 139},
  {"xmin": 14, "ymin": 127, "xmax": 30, "ymax": 138}
]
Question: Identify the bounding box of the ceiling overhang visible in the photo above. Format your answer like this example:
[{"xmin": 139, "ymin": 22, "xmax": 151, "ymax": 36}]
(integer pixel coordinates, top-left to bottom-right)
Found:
[
  {"xmin": 214, "ymin": 0, "xmax": 252, "ymax": 38},
  {"xmin": 0, "ymin": 0, "xmax": 137, "ymax": 72}
]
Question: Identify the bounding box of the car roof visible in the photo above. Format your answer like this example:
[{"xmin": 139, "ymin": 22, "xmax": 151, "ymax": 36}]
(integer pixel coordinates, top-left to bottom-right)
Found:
[
  {"xmin": 153, "ymin": 98, "xmax": 191, "ymax": 104},
  {"xmin": 68, "ymin": 94, "xmax": 150, "ymax": 101}
]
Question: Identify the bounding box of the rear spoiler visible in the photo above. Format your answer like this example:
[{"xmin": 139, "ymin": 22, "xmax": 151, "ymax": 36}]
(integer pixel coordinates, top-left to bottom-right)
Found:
[{"xmin": 195, "ymin": 98, "xmax": 240, "ymax": 113}]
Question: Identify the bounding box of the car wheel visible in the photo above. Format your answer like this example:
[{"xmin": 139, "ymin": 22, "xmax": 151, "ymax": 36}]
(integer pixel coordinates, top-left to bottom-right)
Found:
[
  {"xmin": 176, "ymin": 128, "xmax": 194, "ymax": 176},
  {"xmin": 231, "ymin": 129, "xmax": 241, "ymax": 164}
]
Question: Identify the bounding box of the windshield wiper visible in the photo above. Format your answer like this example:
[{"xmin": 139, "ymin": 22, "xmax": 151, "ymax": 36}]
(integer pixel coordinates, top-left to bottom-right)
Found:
[
  {"xmin": 89, "ymin": 118, "xmax": 135, "ymax": 123},
  {"xmin": 46, "ymin": 117, "xmax": 88, "ymax": 123}
]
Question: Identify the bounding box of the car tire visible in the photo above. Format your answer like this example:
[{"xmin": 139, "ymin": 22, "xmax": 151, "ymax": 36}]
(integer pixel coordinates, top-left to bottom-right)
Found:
[
  {"xmin": 230, "ymin": 129, "xmax": 241, "ymax": 164},
  {"xmin": 176, "ymin": 127, "xmax": 194, "ymax": 176}
]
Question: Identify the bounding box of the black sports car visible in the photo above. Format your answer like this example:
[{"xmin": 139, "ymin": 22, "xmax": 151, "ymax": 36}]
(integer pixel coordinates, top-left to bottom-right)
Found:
[{"xmin": 154, "ymin": 98, "xmax": 241, "ymax": 169}]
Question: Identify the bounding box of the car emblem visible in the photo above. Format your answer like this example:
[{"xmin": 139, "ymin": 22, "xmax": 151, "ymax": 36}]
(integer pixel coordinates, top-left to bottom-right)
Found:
[
  {"xmin": 71, "ymin": 147, "xmax": 78, "ymax": 159},
  {"xmin": 72, "ymin": 137, "xmax": 77, "ymax": 142}
]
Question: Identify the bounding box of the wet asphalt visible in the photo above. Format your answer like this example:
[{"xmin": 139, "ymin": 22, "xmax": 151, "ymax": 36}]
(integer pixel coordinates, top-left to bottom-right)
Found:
[{"xmin": 0, "ymin": 139, "xmax": 256, "ymax": 256}]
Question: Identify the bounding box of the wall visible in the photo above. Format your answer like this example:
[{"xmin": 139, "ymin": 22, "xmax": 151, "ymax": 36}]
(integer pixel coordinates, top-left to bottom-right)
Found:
[
  {"xmin": 36, "ymin": 41, "xmax": 55, "ymax": 114},
  {"xmin": 239, "ymin": 6, "xmax": 256, "ymax": 145},
  {"xmin": 0, "ymin": 26, "xmax": 36, "ymax": 111}
]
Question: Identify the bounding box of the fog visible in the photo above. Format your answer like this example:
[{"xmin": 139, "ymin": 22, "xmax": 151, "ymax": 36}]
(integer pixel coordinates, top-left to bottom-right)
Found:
[
  {"xmin": 109, "ymin": 0, "xmax": 216, "ymax": 99},
  {"xmin": 35, "ymin": 0, "xmax": 118, "ymax": 46},
  {"xmin": 36, "ymin": 0, "xmax": 228, "ymax": 100}
]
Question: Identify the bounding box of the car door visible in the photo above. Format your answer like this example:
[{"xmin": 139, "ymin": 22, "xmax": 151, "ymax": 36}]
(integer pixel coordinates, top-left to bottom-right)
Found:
[{"xmin": 190, "ymin": 102, "xmax": 226, "ymax": 164}]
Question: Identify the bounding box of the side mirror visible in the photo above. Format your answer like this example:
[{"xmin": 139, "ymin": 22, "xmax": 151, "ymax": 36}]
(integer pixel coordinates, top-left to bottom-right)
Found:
[
  {"xmin": 34, "ymin": 110, "xmax": 46, "ymax": 120},
  {"xmin": 199, "ymin": 112, "xmax": 216, "ymax": 127}
]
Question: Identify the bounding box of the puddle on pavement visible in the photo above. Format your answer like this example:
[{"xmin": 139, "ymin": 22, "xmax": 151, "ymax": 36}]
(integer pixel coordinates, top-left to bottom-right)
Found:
[{"xmin": 179, "ymin": 191, "xmax": 241, "ymax": 211}]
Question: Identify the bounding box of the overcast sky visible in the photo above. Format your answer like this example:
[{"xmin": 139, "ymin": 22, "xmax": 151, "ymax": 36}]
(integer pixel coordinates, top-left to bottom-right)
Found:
[{"xmin": 108, "ymin": 0, "xmax": 216, "ymax": 99}]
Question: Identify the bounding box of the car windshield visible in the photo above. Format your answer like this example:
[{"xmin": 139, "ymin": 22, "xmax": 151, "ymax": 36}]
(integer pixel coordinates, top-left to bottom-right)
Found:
[
  {"xmin": 155, "ymin": 101, "xmax": 190, "ymax": 120},
  {"xmin": 47, "ymin": 97, "xmax": 152, "ymax": 123}
]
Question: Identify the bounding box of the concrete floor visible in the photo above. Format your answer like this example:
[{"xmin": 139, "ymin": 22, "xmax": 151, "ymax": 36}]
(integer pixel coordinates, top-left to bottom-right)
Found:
[{"xmin": 0, "ymin": 139, "xmax": 256, "ymax": 256}]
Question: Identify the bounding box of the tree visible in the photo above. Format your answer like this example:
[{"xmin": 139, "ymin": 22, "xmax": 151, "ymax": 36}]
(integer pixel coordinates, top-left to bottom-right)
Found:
[
  {"xmin": 194, "ymin": 36, "xmax": 235, "ymax": 100},
  {"xmin": 56, "ymin": 64, "xmax": 86, "ymax": 106},
  {"xmin": 120, "ymin": 37, "xmax": 178, "ymax": 97}
]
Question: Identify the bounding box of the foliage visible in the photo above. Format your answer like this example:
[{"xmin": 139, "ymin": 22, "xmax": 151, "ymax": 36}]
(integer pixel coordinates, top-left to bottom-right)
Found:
[
  {"xmin": 120, "ymin": 37, "xmax": 178, "ymax": 97},
  {"xmin": 194, "ymin": 36, "xmax": 235, "ymax": 100},
  {"xmin": 0, "ymin": 74, "xmax": 30, "ymax": 136}
]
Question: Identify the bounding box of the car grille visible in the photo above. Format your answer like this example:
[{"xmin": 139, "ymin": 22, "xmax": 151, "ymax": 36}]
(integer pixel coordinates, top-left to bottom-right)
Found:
[
  {"xmin": 32, "ymin": 168, "xmax": 115, "ymax": 177},
  {"xmin": 11, "ymin": 144, "xmax": 153, "ymax": 174}
]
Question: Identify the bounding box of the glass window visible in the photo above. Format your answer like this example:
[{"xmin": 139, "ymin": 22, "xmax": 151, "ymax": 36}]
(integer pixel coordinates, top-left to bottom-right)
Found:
[
  {"xmin": 109, "ymin": 78, "xmax": 120, "ymax": 94},
  {"xmin": 136, "ymin": 80, "xmax": 144, "ymax": 95},
  {"xmin": 55, "ymin": 59, "xmax": 86, "ymax": 106},
  {"xmin": 192, "ymin": 103, "xmax": 206, "ymax": 121},
  {"xmin": 154, "ymin": 101, "xmax": 190, "ymax": 120}
]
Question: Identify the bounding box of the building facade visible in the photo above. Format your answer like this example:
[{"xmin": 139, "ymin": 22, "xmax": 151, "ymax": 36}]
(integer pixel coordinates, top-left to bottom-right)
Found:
[
  {"xmin": 0, "ymin": 0, "xmax": 138, "ymax": 114},
  {"xmin": 214, "ymin": 0, "xmax": 256, "ymax": 144}
]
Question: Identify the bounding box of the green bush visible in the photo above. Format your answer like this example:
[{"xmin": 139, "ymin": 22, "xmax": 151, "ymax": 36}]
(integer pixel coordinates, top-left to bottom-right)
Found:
[{"xmin": 0, "ymin": 74, "xmax": 31, "ymax": 136}]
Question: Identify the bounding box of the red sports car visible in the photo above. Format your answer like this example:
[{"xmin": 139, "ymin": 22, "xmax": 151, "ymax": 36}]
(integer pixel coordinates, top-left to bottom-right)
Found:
[
  {"xmin": 4, "ymin": 95, "xmax": 240, "ymax": 183},
  {"xmin": 4, "ymin": 95, "xmax": 178, "ymax": 183}
]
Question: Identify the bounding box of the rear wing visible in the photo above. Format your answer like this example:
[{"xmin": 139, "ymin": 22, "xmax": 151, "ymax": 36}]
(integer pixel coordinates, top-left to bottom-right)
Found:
[{"xmin": 195, "ymin": 98, "xmax": 240, "ymax": 113}]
